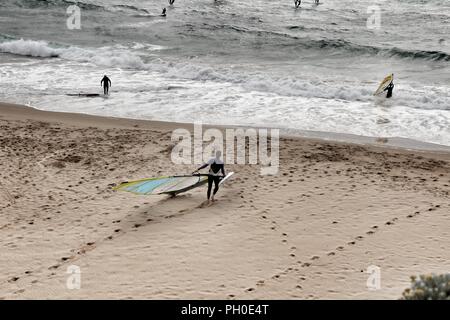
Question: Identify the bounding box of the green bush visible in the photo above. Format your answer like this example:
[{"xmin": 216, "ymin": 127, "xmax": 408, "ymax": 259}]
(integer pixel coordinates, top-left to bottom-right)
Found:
[{"xmin": 402, "ymin": 274, "xmax": 450, "ymax": 300}]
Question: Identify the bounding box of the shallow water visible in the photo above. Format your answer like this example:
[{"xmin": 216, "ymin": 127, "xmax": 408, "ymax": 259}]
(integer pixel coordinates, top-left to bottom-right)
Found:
[{"xmin": 0, "ymin": 0, "xmax": 449, "ymax": 145}]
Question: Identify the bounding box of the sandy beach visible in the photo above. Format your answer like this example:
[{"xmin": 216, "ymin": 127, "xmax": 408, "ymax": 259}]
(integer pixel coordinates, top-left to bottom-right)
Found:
[{"xmin": 0, "ymin": 102, "xmax": 449, "ymax": 300}]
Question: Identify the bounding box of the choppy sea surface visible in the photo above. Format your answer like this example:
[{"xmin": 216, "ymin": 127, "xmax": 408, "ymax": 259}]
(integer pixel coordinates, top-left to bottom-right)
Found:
[{"xmin": 0, "ymin": 0, "xmax": 449, "ymax": 145}]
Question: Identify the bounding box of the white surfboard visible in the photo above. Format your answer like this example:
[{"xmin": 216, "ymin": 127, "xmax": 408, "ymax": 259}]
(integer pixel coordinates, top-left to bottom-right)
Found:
[{"xmin": 219, "ymin": 172, "xmax": 234, "ymax": 186}]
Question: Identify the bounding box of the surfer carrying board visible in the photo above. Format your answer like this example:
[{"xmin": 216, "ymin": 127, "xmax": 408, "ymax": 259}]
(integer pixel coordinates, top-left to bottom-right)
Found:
[
  {"xmin": 100, "ymin": 75, "xmax": 111, "ymax": 95},
  {"xmin": 374, "ymin": 73, "xmax": 394, "ymax": 99},
  {"xmin": 193, "ymin": 150, "xmax": 226, "ymax": 202},
  {"xmin": 384, "ymin": 79, "xmax": 394, "ymax": 98}
]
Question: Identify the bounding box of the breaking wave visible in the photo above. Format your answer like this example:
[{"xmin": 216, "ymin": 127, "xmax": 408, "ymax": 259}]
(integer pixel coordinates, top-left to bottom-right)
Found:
[
  {"xmin": 3, "ymin": 0, "xmax": 149, "ymax": 14},
  {"xmin": 1, "ymin": 38, "xmax": 449, "ymax": 111}
]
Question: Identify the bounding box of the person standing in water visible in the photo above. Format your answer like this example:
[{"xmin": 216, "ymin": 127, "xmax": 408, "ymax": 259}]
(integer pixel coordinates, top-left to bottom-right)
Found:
[
  {"xmin": 100, "ymin": 75, "xmax": 111, "ymax": 95},
  {"xmin": 384, "ymin": 77, "xmax": 394, "ymax": 98},
  {"xmin": 161, "ymin": 8, "xmax": 167, "ymax": 17},
  {"xmin": 193, "ymin": 150, "xmax": 226, "ymax": 202}
]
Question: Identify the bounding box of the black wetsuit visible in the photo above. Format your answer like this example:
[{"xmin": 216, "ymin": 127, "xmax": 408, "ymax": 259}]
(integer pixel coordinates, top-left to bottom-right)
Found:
[
  {"xmin": 385, "ymin": 82, "xmax": 394, "ymax": 98},
  {"xmin": 101, "ymin": 76, "xmax": 111, "ymax": 95},
  {"xmin": 197, "ymin": 158, "xmax": 225, "ymax": 200}
]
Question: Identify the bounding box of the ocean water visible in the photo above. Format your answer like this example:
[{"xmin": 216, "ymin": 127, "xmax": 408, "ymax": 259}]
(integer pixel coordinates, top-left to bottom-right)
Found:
[{"xmin": 0, "ymin": 0, "xmax": 449, "ymax": 145}]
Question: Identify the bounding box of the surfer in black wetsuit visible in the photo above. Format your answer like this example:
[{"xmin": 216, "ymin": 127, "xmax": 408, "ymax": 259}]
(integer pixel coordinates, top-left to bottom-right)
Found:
[
  {"xmin": 161, "ymin": 8, "xmax": 167, "ymax": 17},
  {"xmin": 100, "ymin": 75, "xmax": 111, "ymax": 95},
  {"xmin": 193, "ymin": 150, "xmax": 226, "ymax": 201},
  {"xmin": 294, "ymin": 0, "xmax": 301, "ymax": 8},
  {"xmin": 384, "ymin": 80, "xmax": 394, "ymax": 98}
]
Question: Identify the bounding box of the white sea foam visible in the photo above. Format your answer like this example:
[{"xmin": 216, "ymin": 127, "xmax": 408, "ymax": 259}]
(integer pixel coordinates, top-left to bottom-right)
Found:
[
  {"xmin": 0, "ymin": 39, "xmax": 153, "ymax": 69},
  {"xmin": 1, "ymin": 39, "xmax": 449, "ymax": 146},
  {"xmin": 0, "ymin": 39, "xmax": 59, "ymax": 57}
]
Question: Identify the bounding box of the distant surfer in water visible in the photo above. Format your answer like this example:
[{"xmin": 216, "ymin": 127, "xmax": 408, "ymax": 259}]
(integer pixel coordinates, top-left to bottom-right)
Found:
[
  {"xmin": 168, "ymin": 0, "xmax": 175, "ymax": 5},
  {"xmin": 294, "ymin": 0, "xmax": 301, "ymax": 8},
  {"xmin": 193, "ymin": 150, "xmax": 226, "ymax": 202},
  {"xmin": 385, "ymin": 78, "xmax": 394, "ymax": 98},
  {"xmin": 100, "ymin": 75, "xmax": 111, "ymax": 95},
  {"xmin": 161, "ymin": 8, "xmax": 167, "ymax": 17}
]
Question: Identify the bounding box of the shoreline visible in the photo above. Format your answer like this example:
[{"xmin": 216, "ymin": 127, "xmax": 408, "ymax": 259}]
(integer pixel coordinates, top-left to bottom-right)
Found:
[{"xmin": 2, "ymin": 102, "xmax": 450, "ymax": 155}]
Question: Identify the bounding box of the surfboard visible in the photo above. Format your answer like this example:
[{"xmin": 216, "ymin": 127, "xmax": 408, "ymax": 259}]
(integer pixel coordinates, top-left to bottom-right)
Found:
[
  {"xmin": 219, "ymin": 172, "xmax": 234, "ymax": 186},
  {"xmin": 66, "ymin": 93, "xmax": 101, "ymax": 97},
  {"xmin": 374, "ymin": 74, "xmax": 393, "ymax": 96}
]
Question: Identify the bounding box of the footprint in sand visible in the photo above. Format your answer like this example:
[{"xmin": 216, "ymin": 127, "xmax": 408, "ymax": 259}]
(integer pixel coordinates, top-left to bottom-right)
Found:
[
  {"xmin": 302, "ymin": 262, "xmax": 311, "ymax": 267},
  {"xmin": 60, "ymin": 256, "xmax": 73, "ymax": 262},
  {"xmin": 256, "ymin": 280, "xmax": 265, "ymax": 286},
  {"xmin": 8, "ymin": 276, "xmax": 20, "ymax": 283}
]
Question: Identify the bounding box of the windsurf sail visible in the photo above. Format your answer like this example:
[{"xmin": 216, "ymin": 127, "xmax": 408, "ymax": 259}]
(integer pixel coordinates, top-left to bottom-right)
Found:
[
  {"xmin": 113, "ymin": 175, "xmax": 208, "ymax": 195},
  {"xmin": 374, "ymin": 74, "xmax": 394, "ymax": 96}
]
